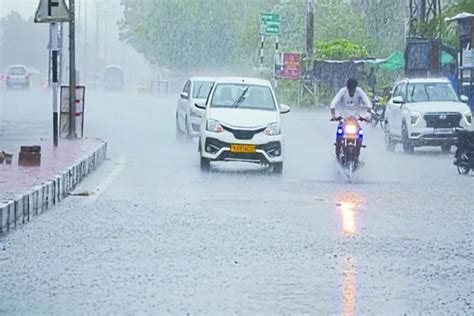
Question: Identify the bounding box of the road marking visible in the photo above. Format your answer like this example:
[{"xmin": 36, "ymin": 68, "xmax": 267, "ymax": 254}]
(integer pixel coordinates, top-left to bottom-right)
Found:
[{"xmin": 75, "ymin": 156, "xmax": 126, "ymax": 207}]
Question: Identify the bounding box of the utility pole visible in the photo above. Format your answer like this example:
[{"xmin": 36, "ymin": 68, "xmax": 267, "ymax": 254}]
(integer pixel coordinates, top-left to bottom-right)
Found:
[
  {"xmin": 83, "ymin": 0, "xmax": 87, "ymax": 85},
  {"xmin": 69, "ymin": 0, "xmax": 77, "ymax": 138},
  {"xmin": 306, "ymin": 0, "xmax": 314, "ymax": 78}
]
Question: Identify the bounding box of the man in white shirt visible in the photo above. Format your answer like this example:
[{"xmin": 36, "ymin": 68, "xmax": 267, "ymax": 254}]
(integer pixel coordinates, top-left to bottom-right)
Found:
[
  {"xmin": 330, "ymin": 78, "xmax": 372, "ymax": 119},
  {"xmin": 330, "ymin": 78, "xmax": 372, "ymax": 161}
]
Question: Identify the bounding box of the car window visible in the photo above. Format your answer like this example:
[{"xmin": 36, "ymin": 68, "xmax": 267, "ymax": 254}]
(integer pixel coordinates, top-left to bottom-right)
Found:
[
  {"xmin": 192, "ymin": 81, "xmax": 213, "ymax": 99},
  {"xmin": 407, "ymin": 83, "xmax": 459, "ymax": 102},
  {"xmin": 210, "ymin": 84, "xmax": 276, "ymax": 111},
  {"xmin": 9, "ymin": 67, "xmax": 26, "ymax": 75},
  {"xmin": 183, "ymin": 80, "xmax": 191, "ymax": 94},
  {"xmin": 392, "ymin": 83, "xmax": 406, "ymax": 100}
]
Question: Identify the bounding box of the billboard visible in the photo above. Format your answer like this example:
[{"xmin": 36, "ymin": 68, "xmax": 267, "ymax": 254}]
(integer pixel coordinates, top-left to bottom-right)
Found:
[{"xmin": 275, "ymin": 53, "xmax": 301, "ymax": 80}]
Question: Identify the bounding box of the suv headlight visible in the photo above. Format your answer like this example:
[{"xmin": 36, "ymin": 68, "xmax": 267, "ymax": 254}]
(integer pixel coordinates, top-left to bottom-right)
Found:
[
  {"xmin": 464, "ymin": 111, "xmax": 472, "ymax": 125},
  {"xmin": 410, "ymin": 111, "xmax": 421, "ymax": 125},
  {"xmin": 206, "ymin": 119, "xmax": 223, "ymax": 132},
  {"xmin": 264, "ymin": 123, "xmax": 281, "ymax": 136}
]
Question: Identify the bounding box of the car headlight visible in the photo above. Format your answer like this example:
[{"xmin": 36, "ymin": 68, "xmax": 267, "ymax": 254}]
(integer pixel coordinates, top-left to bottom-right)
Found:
[
  {"xmin": 410, "ymin": 111, "xmax": 421, "ymax": 125},
  {"xmin": 206, "ymin": 119, "xmax": 223, "ymax": 132},
  {"xmin": 189, "ymin": 108, "xmax": 201, "ymax": 118},
  {"xmin": 264, "ymin": 123, "xmax": 281, "ymax": 136},
  {"xmin": 464, "ymin": 111, "xmax": 472, "ymax": 125}
]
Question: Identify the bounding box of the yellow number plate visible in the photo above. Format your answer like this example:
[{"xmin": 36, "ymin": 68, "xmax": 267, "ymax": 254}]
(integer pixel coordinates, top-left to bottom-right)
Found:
[{"xmin": 230, "ymin": 144, "xmax": 256, "ymax": 153}]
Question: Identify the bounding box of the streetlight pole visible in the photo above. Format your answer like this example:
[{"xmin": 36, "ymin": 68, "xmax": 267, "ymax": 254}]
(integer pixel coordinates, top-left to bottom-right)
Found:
[{"xmin": 68, "ymin": 0, "xmax": 77, "ymax": 138}]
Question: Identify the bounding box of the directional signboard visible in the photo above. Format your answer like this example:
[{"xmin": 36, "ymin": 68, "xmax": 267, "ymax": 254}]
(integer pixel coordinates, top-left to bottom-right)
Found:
[
  {"xmin": 260, "ymin": 13, "xmax": 280, "ymax": 35},
  {"xmin": 34, "ymin": 0, "xmax": 71, "ymax": 23}
]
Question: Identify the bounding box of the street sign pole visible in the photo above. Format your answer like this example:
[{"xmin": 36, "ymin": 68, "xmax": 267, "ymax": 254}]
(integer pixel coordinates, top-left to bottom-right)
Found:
[
  {"xmin": 274, "ymin": 36, "xmax": 279, "ymax": 88},
  {"xmin": 68, "ymin": 0, "xmax": 77, "ymax": 139},
  {"xmin": 50, "ymin": 22, "xmax": 59, "ymax": 146},
  {"xmin": 260, "ymin": 35, "xmax": 265, "ymax": 72},
  {"xmin": 35, "ymin": 0, "xmax": 72, "ymax": 146}
]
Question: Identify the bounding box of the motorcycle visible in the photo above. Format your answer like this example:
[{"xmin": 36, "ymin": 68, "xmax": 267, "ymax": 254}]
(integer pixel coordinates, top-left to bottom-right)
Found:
[
  {"xmin": 370, "ymin": 96, "xmax": 386, "ymax": 130},
  {"xmin": 332, "ymin": 116, "xmax": 368, "ymax": 181},
  {"xmin": 453, "ymin": 129, "xmax": 474, "ymax": 175}
]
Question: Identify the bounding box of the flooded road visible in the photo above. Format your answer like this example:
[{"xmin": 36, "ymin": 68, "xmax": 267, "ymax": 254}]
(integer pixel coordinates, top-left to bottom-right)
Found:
[{"xmin": 0, "ymin": 90, "xmax": 472, "ymax": 314}]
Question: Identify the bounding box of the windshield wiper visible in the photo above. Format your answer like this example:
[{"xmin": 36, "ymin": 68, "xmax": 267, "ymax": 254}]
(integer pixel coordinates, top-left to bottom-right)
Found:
[{"xmin": 231, "ymin": 87, "xmax": 249, "ymax": 108}]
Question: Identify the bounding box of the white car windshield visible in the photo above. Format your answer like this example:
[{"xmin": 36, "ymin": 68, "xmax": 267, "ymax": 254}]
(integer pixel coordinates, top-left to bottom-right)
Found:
[
  {"xmin": 9, "ymin": 67, "xmax": 26, "ymax": 75},
  {"xmin": 192, "ymin": 81, "xmax": 213, "ymax": 99},
  {"xmin": 210, "ymin": 84, "xmax": 276, "ymax": 111},
  {"xmin": 407, "ymin": 83, "xmax": 459, "ymax": 102}
]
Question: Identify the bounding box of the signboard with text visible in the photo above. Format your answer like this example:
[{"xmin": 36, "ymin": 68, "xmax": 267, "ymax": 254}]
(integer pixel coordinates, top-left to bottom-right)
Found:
[
  {"xmin": 34, "ymin": 0, "xmax": 71, "ymax": 23},
  {"xmin": 260, "ymin": 13, "xmax": 280, "ymax": 35},
  {"xmin": 275, "ymin": 53, "xmax": 301, "ymax": 80}
]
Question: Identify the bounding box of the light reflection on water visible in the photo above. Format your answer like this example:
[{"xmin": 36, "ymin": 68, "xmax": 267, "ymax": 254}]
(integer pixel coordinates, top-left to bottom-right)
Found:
[{"xmin": 336, "ymin": 193, "xmax": 363, "ymax": 316}]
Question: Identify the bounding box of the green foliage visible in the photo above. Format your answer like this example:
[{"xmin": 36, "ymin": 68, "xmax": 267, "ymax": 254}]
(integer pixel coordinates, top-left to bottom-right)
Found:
[
  {"xmin": 412, "ymin": 0, "xmax": 474, "ymax": 49},
  {"xmin": 314, "ymin": 39, "xmax": 369, "ymax": 60}
]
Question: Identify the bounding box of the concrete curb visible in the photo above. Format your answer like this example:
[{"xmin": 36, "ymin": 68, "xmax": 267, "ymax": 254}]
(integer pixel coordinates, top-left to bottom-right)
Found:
[{"xmin": 0, "ymin": 141, "xmax": 107, "ymax": 235}]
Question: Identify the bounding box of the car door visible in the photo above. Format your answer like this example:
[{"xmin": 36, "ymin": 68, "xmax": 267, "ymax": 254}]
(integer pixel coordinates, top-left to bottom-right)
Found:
[
  {"xmin": 387, "ymin": 82, "xmax": 406, "ymax": 136},
  {"xmin": 392, "ymin": 82, "xmax": 407, "ymax": 136},
  {"xmin": 178, "ymin": 80, "xmax": 191, "ymax": 130}
]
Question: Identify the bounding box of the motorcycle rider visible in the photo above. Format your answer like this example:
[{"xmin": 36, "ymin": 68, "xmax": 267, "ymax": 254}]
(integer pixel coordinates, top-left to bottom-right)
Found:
[{"xmin": 330, "ymin": 78, "xmax": 372, "ymax": 160}]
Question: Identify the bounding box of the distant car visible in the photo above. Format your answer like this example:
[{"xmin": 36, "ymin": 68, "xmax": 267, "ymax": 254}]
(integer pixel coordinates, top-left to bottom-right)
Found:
[
  {"xmin": 5, "ymin": 65, "xmax": 30, "ymax": 89},
  {"xmin": 197, "ymin": 77, "xmax": 290, "ymax": 173},
  {"xmin": 176, "ymin": 77, "xmax": 215, "ymax": 138},
  {"xmin": 384, "ymin": 78, "xmax": 472, "ymax": 153}
]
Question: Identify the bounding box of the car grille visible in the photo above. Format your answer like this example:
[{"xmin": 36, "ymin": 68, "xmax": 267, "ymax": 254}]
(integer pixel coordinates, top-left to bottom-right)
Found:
[
  {"xmin": 222, "ymin": 125, "xmax": 266, "ymax": 140},
  {"xmin": 424, "ymin": 112, "xmax": 462, "ymax": 128}
]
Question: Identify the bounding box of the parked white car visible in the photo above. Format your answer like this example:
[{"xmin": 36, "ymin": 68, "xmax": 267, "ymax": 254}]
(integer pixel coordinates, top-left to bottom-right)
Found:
[
  {"xmin": 196, "ymin": 77, "xmax": 290, "ymax": 173},
  {"xmin": 5, "ymin": 65, "xmax": 30, "ymax": 89},
  {"xmin": 176, "ymin": 77, "xmax": 215, "ymax": 138},
  {"xmin": 384, "ymin": 78, "xmax": 472, "ymax": 153}
]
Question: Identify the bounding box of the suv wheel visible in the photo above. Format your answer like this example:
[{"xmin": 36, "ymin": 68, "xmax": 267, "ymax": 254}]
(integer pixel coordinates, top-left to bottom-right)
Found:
[
  {"xmin": 401, "ymin": 122, "xmax": 414, "ymax": 154},
  {"xmin": 384, "ymin": 123, "xmax": 396, "ymax": 152},
  {"xmin": 176, "ymin": 114, "xmax": 183, "ymax": 140}
]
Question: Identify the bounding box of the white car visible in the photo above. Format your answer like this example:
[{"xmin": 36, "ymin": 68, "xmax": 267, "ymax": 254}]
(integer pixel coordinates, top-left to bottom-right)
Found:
[
  {"xmin": 5, "ymin": 65, "xmax": 30, "ymax": 89},
  {"xmin": 176, "ymin": 77, "xmax": 215, "ymax": 138},
  {"xmin": 384, "ymin": 78, "xmax": 472, "ymax": 153},
  {"xmin": 197, "ymin": 77, "xmax": 290, "ymax": 173}
]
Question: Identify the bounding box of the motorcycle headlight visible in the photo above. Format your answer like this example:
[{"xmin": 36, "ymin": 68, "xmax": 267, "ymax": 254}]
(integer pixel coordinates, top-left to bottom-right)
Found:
[
  {"xmin": 464, "ymin": 111, "xmax": 472, "ymax": 125},
  {"xmin": 344, "ymin": 124, "xmax": 357, "ymax": 135},
  {"xmin": 264, "ymin": 123, "xmax": 281, "ymax": 136},
  {"xmin": 206, "ymin": 119, "xmax": 223, "ymax": 132},
  {"xmin": 410, "ymin": 111, "xmax": 421, "ymax": 125}
]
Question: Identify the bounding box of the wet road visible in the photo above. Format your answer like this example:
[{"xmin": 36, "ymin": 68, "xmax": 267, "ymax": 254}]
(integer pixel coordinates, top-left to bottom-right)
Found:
[{"xmin": 0, "ymin": 89, "xmax": 473, "ymax": 314}]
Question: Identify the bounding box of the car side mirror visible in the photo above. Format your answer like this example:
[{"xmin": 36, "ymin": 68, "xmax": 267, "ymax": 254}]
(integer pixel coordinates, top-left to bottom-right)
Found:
[
  {"xmin": 194, "ymin": 103, "xmax": 206, "ymax": 110},
  {"xmin": 180, "ymin": 91, "xmax": 189, "ymax": 100},
  {"xmin": 460, "ymin": 95, "xmax": 469, "ymax": 102},
  {"xmin": 280, "ymin": 104, "xmax": 290, "ymax": 114},
  {"xmin": 393, "ymin": 96, "xmax": 404, "ymax": 104}
]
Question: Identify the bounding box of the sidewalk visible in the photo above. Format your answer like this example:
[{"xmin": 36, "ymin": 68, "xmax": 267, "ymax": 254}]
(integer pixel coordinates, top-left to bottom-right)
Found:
[{"xmin": 0, "ymin": 138, "xmax": 107, "ymax": 234}]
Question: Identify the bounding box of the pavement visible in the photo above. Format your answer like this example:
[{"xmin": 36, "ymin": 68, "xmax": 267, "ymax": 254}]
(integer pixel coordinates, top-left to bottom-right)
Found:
[
  {"xmin": 0, "ymin": 89, "xmax": 473, "ymax": 314},
  {"xmin": 0, "ymin": 89, "xmax": 107, "ymax": 234}
]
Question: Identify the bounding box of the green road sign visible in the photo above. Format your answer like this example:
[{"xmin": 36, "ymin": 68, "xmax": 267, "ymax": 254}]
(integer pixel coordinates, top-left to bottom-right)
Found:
[{"xmin": 260, "ymin": 13, "xmax": 280, "ymax": 35}]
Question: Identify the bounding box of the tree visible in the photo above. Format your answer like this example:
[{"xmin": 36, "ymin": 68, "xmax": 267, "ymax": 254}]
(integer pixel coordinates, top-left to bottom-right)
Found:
[{"xmin": 0, "ymin": 11, "xmax": 49, "ymax": 72}]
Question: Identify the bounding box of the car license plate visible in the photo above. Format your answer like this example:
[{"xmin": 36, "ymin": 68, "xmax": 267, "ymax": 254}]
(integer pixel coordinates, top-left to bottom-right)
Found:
[
  {"xmin": 434, "ymin": 128, "xmax": 453, "ymax": 135},
  {"xmin": 230, "ymin": 144, "xmax": 256, "ymax": 153}
]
